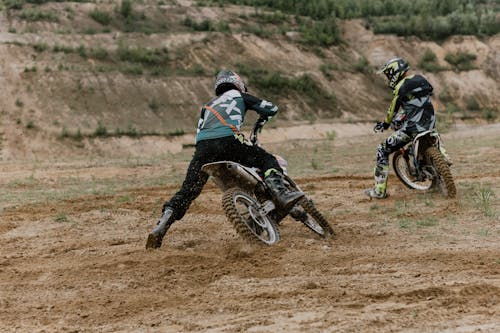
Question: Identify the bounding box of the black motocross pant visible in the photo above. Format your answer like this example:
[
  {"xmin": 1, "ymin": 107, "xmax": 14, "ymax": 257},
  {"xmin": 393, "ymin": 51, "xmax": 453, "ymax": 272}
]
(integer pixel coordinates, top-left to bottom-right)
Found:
[
  {"xmin": 164, "ymin": 136, "xmax": 281, "ymax": 221},
  {"xmin": 376, "ymin": 108, "xmax": 435, "ymax": 167}
]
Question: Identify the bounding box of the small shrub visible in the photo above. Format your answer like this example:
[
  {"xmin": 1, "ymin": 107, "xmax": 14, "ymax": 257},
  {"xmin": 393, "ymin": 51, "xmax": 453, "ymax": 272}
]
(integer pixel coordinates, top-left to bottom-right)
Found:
[
  {"xmin": 89, "ymin": 9, "xmax": 111, "ymax": 25},
  {"xmin": 418, "ymin": 49, "xmax": 444, "ymax": 72},
  {"xmin": 482, "ymin": 109, "xmax": 497, "ymax": 121},
  {"xmin": 26, "ymin": 120, "xmax": 35, "ymax": 129},
  {"xmin": 149, "ymin": 97, "xmax": 159, "ymax": 112},
  {"xmin": 445, "ymin": 51, "xmax": 477, "ymax": 71},
  {"xmin": 438, "ymin": 87, "xmax": 453, "ymax": 103},
  {"xmin": 33, "ymin": 43, "xmax": 48, "ymax": 52},
  {"xmin": 94, "ymin": 121, "xmax": 108, "ymax": 137},
  {"xmin": 15, "ymin": 98, "xmax": 24, "ymax": 107},
  {"xmin": 464, "ymin": 96, "xmax": 480, "ymax": 111},
  {"xmin": 168, "ymin": 128, "xmax": 185, "ymax": 136},
  {"xmin": 353, "ymin": 56, "xmax": 370, "ymax": 73},
  {"xmin": 120, "ymin": 0, "xmax": 133, "ymax": 18},
  {"xmin": 24, "ymin": 66, "xmax": 37, "ymax": 72}
]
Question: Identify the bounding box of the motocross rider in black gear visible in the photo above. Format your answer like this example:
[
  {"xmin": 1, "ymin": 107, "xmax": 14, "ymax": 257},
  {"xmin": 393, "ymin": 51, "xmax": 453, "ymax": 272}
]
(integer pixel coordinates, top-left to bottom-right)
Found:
[{"xmin": 366, "ymin": 57, "xmax": 437, "ymax": 199}]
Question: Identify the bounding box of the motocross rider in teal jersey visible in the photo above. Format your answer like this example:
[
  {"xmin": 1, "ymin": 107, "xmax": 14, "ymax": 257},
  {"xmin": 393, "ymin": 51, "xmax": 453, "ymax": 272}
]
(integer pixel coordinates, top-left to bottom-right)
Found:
[{"xmin": 146, "ymin": 70, "xmax": 304, "ymax": 249}]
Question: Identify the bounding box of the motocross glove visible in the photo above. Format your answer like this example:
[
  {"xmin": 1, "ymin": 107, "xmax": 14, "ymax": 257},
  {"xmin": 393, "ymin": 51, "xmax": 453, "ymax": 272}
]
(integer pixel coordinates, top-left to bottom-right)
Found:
[{"xmin": 374, "ymin": 121, "xmax": 390, "ymax": 133}]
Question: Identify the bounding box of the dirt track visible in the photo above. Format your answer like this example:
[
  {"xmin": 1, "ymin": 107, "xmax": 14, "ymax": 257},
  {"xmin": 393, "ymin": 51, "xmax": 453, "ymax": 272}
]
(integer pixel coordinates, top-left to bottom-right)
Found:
[{"xmin": 1, "ymin": 124, "xmax": 499, "ymax": 332}]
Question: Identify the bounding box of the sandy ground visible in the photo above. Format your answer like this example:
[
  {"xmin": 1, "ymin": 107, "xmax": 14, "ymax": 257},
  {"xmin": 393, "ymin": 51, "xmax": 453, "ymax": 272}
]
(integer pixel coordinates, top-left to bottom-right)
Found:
[{"xmin": 1, "ymin": 123, "xmax": 499, "ymax": 332}]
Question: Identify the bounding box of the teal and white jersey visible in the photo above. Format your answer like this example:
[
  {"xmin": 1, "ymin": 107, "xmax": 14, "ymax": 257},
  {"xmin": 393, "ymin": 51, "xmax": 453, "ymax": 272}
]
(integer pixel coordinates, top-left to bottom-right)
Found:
[{"xmin": 196, "ymin": 89, "xmax": 278, "ymax": 143}]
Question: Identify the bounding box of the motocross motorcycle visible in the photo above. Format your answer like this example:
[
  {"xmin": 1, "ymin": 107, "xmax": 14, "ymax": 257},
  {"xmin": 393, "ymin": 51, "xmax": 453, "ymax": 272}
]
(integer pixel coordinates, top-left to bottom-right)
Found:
[
  {"xmin": 391, "ymin": 128, "xmax": 456, "ymax": 198},
  {"xmin": 201, "ymin": 119, "xmax": 334, "ymax": 245}
]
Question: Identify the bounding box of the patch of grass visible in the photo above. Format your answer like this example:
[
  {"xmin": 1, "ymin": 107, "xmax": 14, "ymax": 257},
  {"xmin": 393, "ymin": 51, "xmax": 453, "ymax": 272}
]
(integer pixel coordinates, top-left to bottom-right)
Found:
[
  {"xmin": 117, "ymin": 194, "xmax": 132, "ymax": 203},
  {"xmin": 325, "ymin": 130, "xmax": 336, "ymax": 141},
  {"xmin": 54, "ymin": 212, "xmax": 69, "ymax": 223},
  {"xmin": 394, "ymin": 199, "xmax": 409, "ymax": 216},
  {"xmin": 399, "ymin": 218, "xmax": 412, "ymax": 229},
  {"xmin": 473, "ymin": 186, "xmax": 496, "ymax": 218},
  {"xmin": 311, "ymin": 159, "xmax": 320, "ymax": 170},
  {"xmin": 168, "ymin": 128, "xmax": 185, "ymax": 137},
  {"xmin": 415, "ymin": 217, "xmax": 439, "ymax": 228}
]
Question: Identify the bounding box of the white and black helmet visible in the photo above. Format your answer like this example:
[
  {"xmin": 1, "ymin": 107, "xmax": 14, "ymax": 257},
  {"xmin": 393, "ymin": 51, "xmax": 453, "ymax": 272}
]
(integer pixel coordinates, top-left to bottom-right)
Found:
[{"xmin": 214, "ymin": 70, "xmax": 247, "ymax": 95}]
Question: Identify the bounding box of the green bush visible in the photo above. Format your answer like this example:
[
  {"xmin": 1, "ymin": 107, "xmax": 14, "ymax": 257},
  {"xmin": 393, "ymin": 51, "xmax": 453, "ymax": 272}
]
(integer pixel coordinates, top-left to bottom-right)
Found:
[
  {"xmin": 353, "ymin": 57, "xmax": 370, "ymax": 73},
  {"xmin": 418, "ymin": 49, "xmax": 444, "ymax": 72},
  {"xmin": 117, "ymin": 45, "xmax": 169, "ymax": 66},
  {"xmin": 299, "ymin": 15, "xmax": 341, "ymax": 47},
  {"xmin": 464, "ymin": 96, "xmax": 480, "ymax": 111},
  {"xmin": 94, "ymin": 121, "xmax": 108, "ymax": 137},
  {"xmin": 444, "ymin": 51, "xmax": 477, "ymax": 71},
  {"xmin": 237, "ymin": 64, "xmax": 338, "ymax": 115},
  {"xmin": 217, "ymin": 0, "xmax": 499, "ymax": 40},
  {"xmin": 19, "ymin": 8, "xmax": 59, "ymax": 22},
  {"xmin": 89, "ymin": 9, "xmax": 112, "ymax": 25},
  {"xmin": 120, "ymin": 0, "xmax": 133, "ymax": 18}
]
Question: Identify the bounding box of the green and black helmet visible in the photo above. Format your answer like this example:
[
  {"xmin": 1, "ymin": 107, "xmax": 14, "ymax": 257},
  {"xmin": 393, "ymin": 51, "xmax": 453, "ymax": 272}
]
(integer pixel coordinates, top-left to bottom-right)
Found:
[
  {"xmin": 379, "ymin": 57, "xmax": 409, "ymax": 89},
  {"xmin": 214, "ymin": 70, "xmax": 247, "ymax": 96}
]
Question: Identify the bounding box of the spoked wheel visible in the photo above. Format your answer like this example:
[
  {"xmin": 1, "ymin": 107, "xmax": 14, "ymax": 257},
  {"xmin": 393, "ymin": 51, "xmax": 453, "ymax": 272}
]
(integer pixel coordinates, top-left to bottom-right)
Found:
[
  {"xmin": 425, "ymin": 147, "xmax": 456, "ymax": 198},
  {"xmin": 295, "ymin": 198, "xmax": 334, "ymax": 238},
  {"xmin": 393, "ymin": 151, "xmax": 432, "ymax": 191},
  {"xmin": 222, "ymin": 187, "xmax": 280, "ymax": 245}
]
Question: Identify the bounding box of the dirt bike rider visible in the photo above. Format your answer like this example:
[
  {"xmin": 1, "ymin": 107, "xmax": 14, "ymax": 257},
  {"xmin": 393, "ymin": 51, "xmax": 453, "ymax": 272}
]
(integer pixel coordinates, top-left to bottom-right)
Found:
[
  {"xmin": 365, "ymin": 57, "xmax": 437, "ymax": 199},
  {"xmin": 146, "ymin": 70, "xmax": 305, "ymax": 249}
]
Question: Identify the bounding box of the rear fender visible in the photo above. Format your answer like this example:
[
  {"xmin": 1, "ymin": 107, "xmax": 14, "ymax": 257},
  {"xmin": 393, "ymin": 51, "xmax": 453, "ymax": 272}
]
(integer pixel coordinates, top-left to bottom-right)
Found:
[
  {"xmin": 412, "ymin": 130, "xmax": 439, "ymax": 158},
  {"xmin": 201, "ymin": 161, "xmax": 263, "ymax": 192}
]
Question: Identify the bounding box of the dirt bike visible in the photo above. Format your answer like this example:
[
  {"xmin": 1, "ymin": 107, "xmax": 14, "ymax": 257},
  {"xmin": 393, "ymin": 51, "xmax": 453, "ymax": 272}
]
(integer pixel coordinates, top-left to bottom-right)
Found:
[
  {"xmin": 392, "ymin": 129, "xmax": 456, "ymax": 198},
  {"xmin": 201, "ymin": 119, "xmax": 334, "ymax": 245}
]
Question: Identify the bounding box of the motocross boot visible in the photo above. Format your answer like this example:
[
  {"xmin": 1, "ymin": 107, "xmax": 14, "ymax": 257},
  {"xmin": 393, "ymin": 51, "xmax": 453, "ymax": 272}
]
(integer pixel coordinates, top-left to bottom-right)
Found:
[
  {"xmin": 264, "ymin": 170, "xmax": 304, "ymax": 212},
  {"xmin": 365, "ymin": 165, "xmax": 389, "ymax": 199},
  {"xmin": 146, "ymin": 208, "xmax": 174, "ymax": 249}
]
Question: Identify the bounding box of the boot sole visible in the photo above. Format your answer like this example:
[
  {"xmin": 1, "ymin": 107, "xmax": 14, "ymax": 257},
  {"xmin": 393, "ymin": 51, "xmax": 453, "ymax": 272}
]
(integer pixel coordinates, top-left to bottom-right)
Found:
[
  {"xmin": 282, "ymin": 193, "xmax": 305, "ymax": 212},
  {"xmin": 145, "ymin": 233, "xmax": 162, "ymax": 249}
]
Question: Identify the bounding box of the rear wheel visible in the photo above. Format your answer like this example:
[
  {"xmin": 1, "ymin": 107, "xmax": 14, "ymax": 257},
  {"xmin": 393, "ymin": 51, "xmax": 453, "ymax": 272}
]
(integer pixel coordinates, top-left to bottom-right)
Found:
[
  {"xmin": 222, "ymin": 187, "xmax": 280, "ymax": 245},
  {"xmin": 425, "ymin": 147, "xmax": 456, "ymax": 198},
  {"xmin": 393, "ymin": 151, "xmax": 432, "ymax": 191},
  {"xmin": 296, "ymin": 198, "xmax": 334, "ymax": 238}
]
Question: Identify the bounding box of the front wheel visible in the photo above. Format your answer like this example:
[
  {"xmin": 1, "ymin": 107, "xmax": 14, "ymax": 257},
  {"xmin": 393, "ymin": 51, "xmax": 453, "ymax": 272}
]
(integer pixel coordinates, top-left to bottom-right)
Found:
[
  {"xmin": 222, "ymin": 187, "xmax": 280, "ymax": 245},
  {"xmin": 425, "ymin": 147, "xmax": 456, "ymax": 198},
  {"xmin": 393, "ymin": 150, "xmax": 432, "ymax": 191},
  {"xmin": 295, "ymin": 198, "xmax": 334, "ymax": 238}
]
